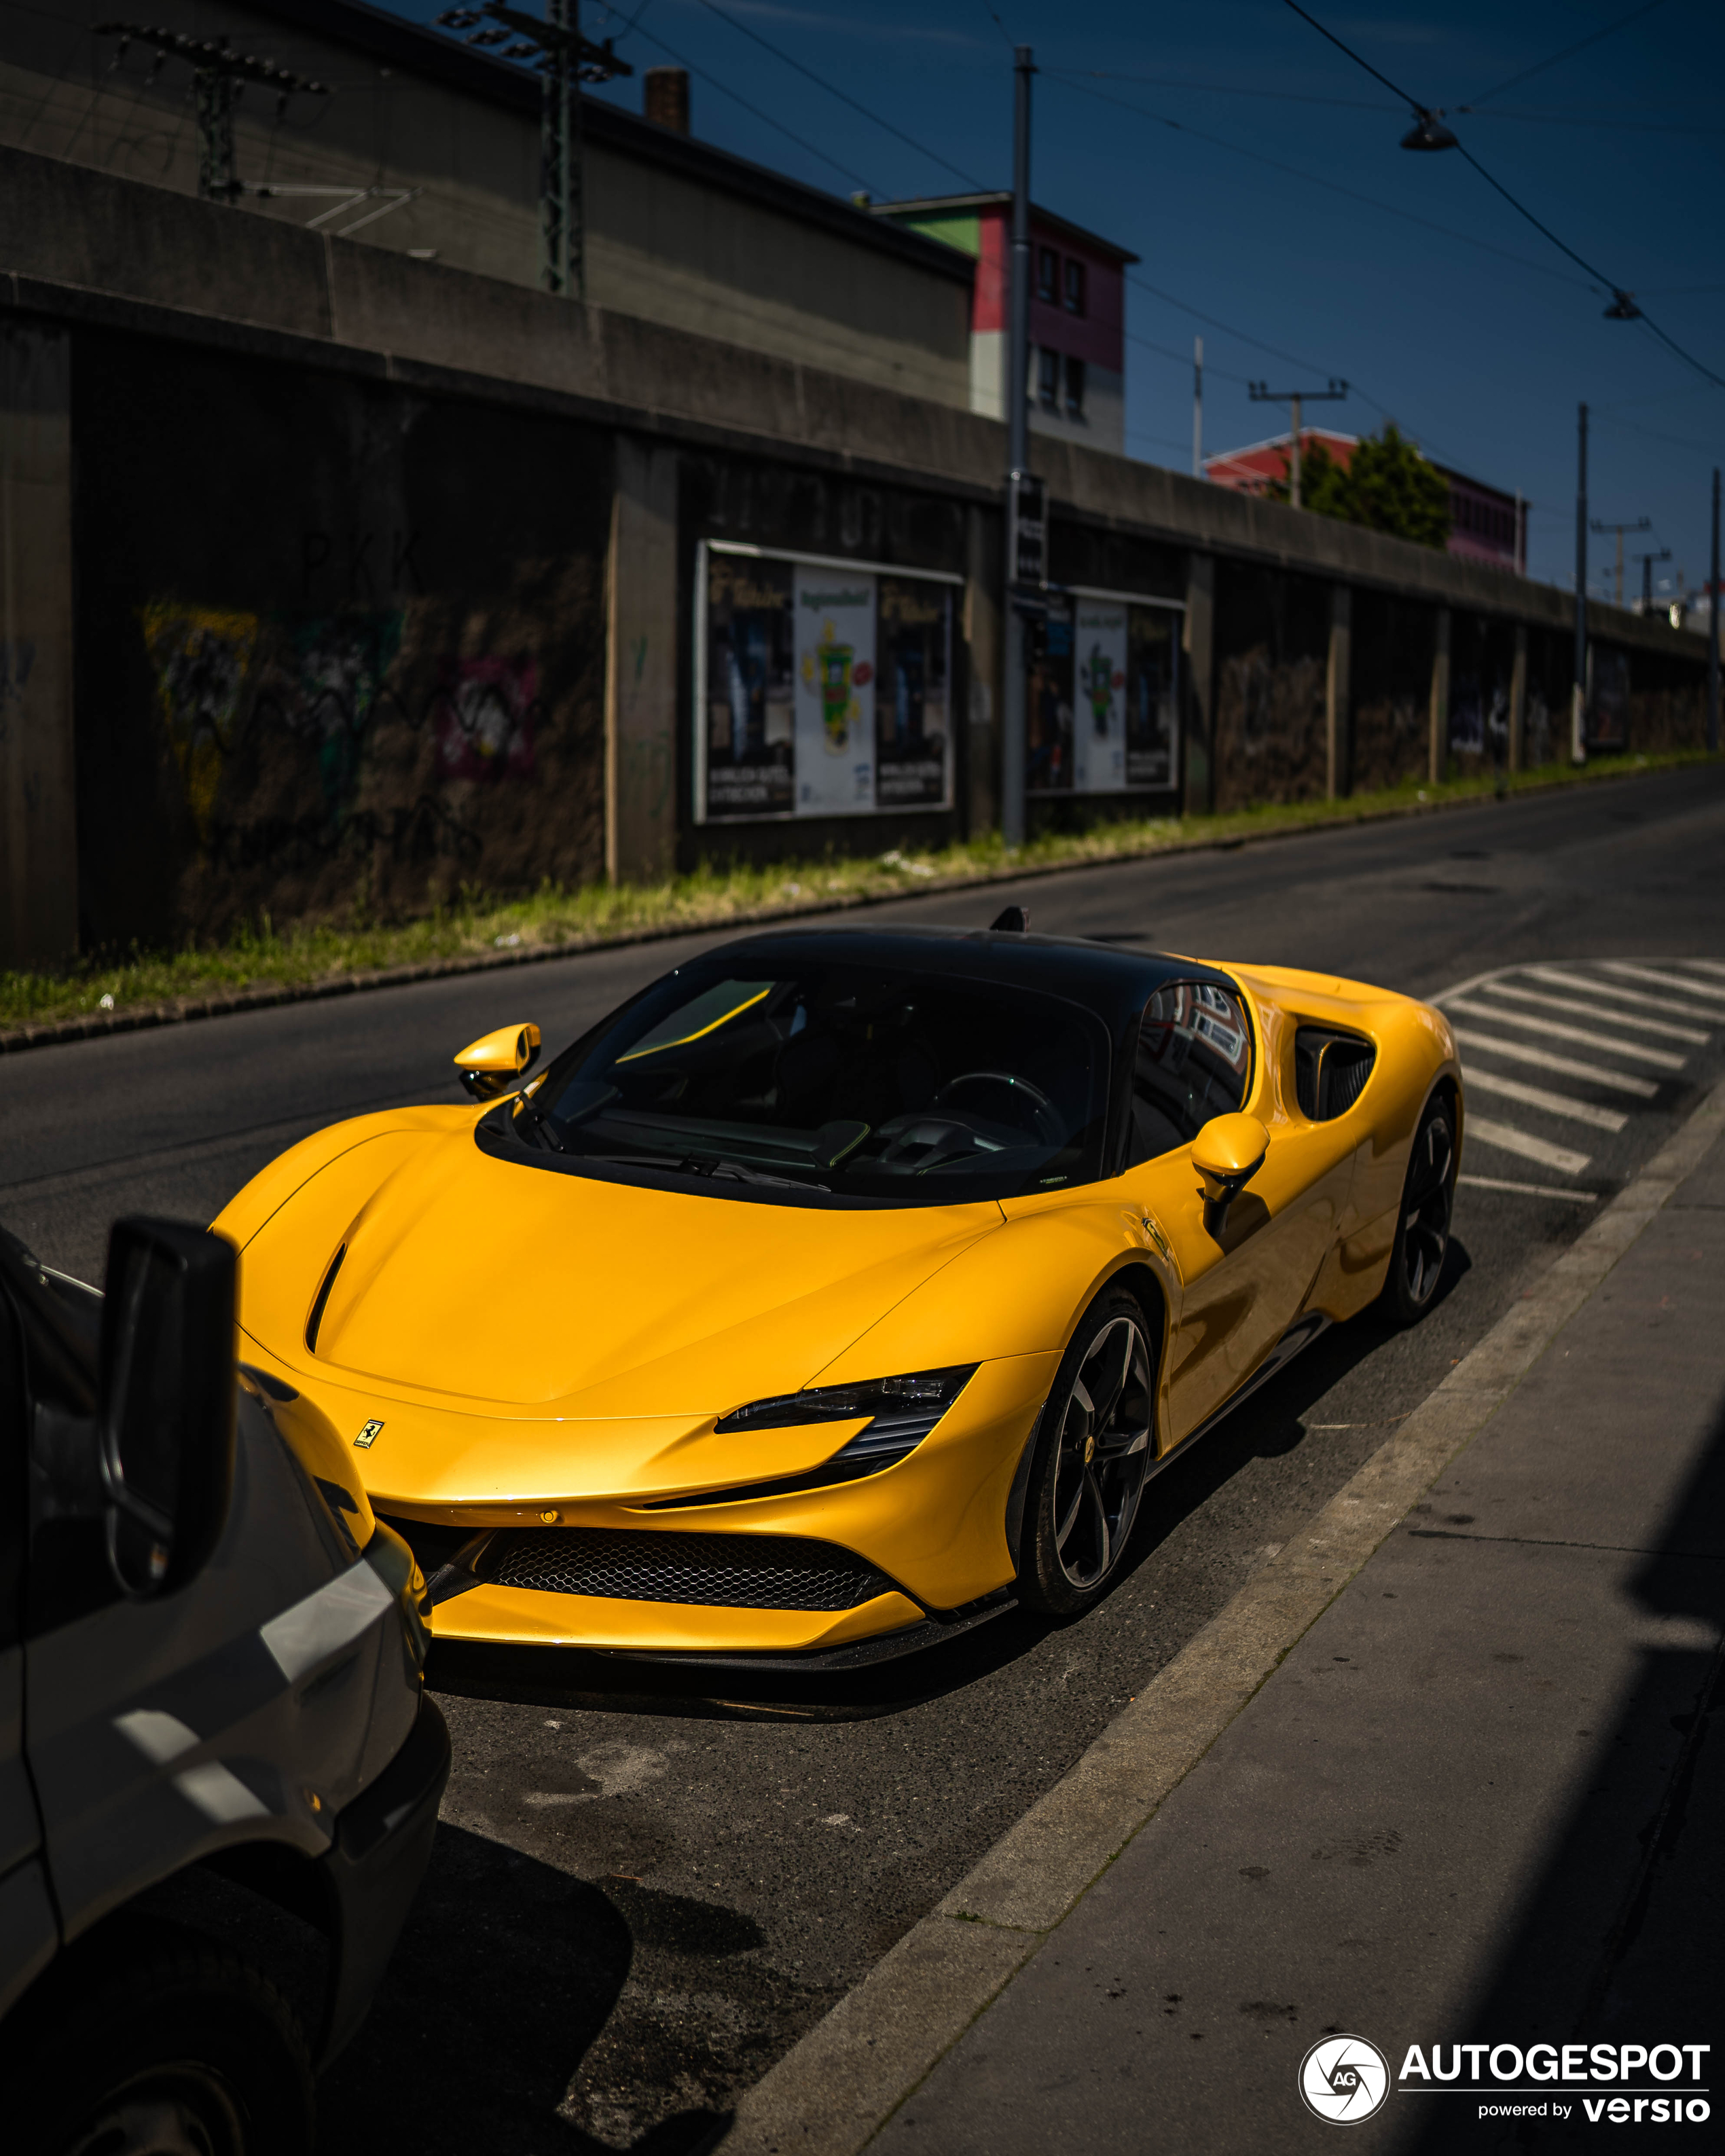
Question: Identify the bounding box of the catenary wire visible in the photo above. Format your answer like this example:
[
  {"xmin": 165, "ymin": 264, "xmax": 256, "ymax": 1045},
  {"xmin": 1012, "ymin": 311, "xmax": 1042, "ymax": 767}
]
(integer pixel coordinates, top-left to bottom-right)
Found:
[
  {"xmin": 1460, "ymin": 0, "xmax": 1671, "ymax": 109},
  {"xmin": 688, "ymin": 0, "xmax": 985, "ymax": 190}
]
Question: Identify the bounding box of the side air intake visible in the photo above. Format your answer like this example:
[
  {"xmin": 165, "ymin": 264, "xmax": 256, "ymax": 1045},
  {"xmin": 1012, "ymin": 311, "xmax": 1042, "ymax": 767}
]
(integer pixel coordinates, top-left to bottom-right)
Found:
[{"xmin": 1294, "ymin": 1027, "xmax": 1377, "ymax": 1121}]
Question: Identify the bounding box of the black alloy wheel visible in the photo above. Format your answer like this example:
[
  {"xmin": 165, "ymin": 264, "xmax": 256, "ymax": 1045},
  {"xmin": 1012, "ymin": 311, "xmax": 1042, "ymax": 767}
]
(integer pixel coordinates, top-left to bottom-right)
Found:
[
  {"xmin": 1018, "ymin": 1290, "xmax": 1156, "ymax": 1615},
  {"xmin": 1380, "ymin": 1095, "xmax": 1457, "ymax": 1326}
]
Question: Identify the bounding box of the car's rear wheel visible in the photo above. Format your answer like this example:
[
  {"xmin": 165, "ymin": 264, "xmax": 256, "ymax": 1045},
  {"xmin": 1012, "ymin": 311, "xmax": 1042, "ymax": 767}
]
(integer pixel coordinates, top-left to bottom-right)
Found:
[
  {"xmin": 1379, "ymin": 1093, "xmax": 1457, "ymax": 1326},
  {"xmin": 1017, "ymin": 1290, "xmax": 1156, "ymax": 1615},
  {"xmin": 10, "ymin": 1924, "xmax": 314, "ymax": 2156}
]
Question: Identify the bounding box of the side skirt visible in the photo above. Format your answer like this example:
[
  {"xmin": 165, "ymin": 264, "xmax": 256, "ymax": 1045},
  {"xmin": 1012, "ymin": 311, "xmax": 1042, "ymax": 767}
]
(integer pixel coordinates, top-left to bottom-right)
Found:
[{"xmin": 1148, "ymin": 1311, "xmax": 1332, "ymax": 1484}]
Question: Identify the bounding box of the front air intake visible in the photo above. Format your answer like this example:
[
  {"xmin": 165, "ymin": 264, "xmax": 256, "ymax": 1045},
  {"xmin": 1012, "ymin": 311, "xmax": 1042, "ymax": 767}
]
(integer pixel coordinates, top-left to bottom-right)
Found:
[{"xmin": 479, "ymin": 1528, "xmax": 896, "ymax": 1611}]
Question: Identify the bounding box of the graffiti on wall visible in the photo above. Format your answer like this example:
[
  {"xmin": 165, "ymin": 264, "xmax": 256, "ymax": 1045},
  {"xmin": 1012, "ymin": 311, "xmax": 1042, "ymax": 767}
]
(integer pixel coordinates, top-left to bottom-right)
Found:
[
  {"xmin": 436, "ymin": 655, "xmax": 537, "ymax": 782},
  {"xmin": 138, "ymin": 602, "xmax": 261, "ymax": 841},
  {"xmin": 139, "ymin": 605, "xmax": 545, "ymax": 854}
]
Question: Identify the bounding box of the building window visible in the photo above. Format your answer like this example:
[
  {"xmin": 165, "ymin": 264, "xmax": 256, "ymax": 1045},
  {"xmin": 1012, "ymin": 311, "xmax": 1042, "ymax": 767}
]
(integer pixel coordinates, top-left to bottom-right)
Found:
[
  {"xmin": 1065, "ymin": 355, "xmax": 1086, "ymax": 420},
  {"xmin": 1064, "ymin": 258, "xmax": 1086, "ymax": 316},
  {"xmin": 1038, "ymin": 246, "xmax": 1058, "ymax": 304},
  {"xmin": 1038, "ymin": 345, "xmax": 1059, "ymax": 410}
]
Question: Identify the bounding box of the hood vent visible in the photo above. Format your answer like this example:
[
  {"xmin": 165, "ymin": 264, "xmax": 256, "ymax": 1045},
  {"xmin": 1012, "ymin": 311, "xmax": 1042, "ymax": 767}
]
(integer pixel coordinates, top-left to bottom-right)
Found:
[{"xmin": 305, "ymin": 1244, "xmax": 348, "ymax": 1354}]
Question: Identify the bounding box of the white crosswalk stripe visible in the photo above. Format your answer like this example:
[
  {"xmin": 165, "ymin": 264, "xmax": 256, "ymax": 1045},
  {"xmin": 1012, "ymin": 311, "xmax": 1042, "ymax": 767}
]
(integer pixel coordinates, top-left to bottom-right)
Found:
[
  {"xmin": 1462, "ymin": 1067, "xmax": 1627, "ymax": 1131},
  {"xmin": 1436, "ymin": 957, "xmax": 1722, "ymax": 1198},
  {"xmin": 1478, "ymin": 979, "xmax": 1709, "ymax": 1044},
  {"xmin": 1601, "ymin": 961, "xmax": 1725, "ymax": 1005},
  {"xmin": 1447, "ymin": 999, "xmax": 1686, "ymax": 1070},
  {"xmin": 1527, "ymin": 966, "xmax": 1714, "ymax": 1023},
  {"xmin": 1464, "ymin": 1115, "xmax": 1591, "ymax": 1177},
  {"xmin": 1451, "ymin": 1027, "xmax": 1657, "ymax": 1098}
]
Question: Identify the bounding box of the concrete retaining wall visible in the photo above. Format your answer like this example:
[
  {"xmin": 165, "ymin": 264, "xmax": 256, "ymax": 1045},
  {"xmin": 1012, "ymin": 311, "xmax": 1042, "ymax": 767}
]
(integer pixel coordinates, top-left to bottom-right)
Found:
[{"xmin": 0, "ymin": 145, "xmax": 1710, "ymax": 964}]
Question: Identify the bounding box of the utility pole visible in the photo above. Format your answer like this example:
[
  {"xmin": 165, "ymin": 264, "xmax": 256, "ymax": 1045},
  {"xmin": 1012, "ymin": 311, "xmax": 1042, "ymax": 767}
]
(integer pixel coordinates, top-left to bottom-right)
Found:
[
  {"xmin": 1192, "ymin": 336, "xmax": 1203, "ymax": 479},
  {"xmin": 1572, "ymin": 403, "xmax": 1588, "ymax": 765},
  {"xmin": 1631, "ymin": 546, "xmax": 1671, "ymax": 613},
  {"xmin": 1000, "ymin": 43, "xmax": 1038, "ymax": 850},
  {"xmin": 1591, "ymin": 515, "xmax": 1651, "ymax": 609},
  {"xmin": 436, "ymin": 0, "xmax": 631, "ymax": 297},
  {"xmin": 96, "ymin": 24, "xmax": 329, "ymax": 200},
  {"xmin": 1247, "ymin": 378, "xmax": 1348, "ymax": 510},
  {"xmin": 1711, "ymin": 469, "xmax": 1721, "ymax": 754}
]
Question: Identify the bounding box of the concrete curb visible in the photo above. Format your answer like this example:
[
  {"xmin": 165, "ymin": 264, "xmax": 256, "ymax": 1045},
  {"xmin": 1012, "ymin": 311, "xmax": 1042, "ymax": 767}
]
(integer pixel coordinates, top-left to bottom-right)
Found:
[
  {"xmin": 0, "ymin": 760, "xmax": 1684, "ymax": 1059},
  {"xmin": 721, "ymin": 1072, "xmax": 1725, "ymax": 2156}
]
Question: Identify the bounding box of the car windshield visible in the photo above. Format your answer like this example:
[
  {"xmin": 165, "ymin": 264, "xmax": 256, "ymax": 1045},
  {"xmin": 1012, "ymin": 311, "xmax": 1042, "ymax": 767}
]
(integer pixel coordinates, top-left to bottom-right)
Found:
[{"xmin": 511, "ymin": 958, "xmax": 1112, "ymax": 1203}]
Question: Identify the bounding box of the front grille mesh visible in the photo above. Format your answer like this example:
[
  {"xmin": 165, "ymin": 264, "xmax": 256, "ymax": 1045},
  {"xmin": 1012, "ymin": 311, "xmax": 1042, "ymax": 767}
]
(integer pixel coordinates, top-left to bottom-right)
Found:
[{"xmin": 479, "ymin": 1527, "xmax": 895, "ymax": 1611}]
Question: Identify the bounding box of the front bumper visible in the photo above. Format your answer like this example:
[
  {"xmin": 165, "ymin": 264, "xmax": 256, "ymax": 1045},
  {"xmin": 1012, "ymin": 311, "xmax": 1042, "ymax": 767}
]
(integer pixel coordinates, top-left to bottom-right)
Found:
[
  {"xmin": 316, "ymin": 1694, "xmax": 451, "ymax": 2062},
  {"xmin": 359, "ymin": 1353, "xmax": 1060, "ymax": 1654}
]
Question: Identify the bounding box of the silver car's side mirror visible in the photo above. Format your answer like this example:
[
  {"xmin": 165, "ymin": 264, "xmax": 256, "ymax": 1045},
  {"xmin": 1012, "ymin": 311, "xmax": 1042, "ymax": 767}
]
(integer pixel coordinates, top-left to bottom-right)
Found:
[{"xmin": 99, "ymin": 1219, "xmax": 238, "ymax": 1597}]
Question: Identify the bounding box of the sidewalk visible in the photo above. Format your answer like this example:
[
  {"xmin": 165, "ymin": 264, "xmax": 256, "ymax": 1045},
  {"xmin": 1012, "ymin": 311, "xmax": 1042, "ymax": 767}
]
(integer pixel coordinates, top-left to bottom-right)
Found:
[{"xmin": 867, "ymin": 1130, "xmax": 1725, "ymax": 2151}]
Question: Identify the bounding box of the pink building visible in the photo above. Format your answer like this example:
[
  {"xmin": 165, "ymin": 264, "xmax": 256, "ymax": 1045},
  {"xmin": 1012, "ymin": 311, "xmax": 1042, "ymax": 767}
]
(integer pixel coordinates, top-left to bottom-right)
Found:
[
  {"xmin": 1205, "ymin": 428, "xmax": 1526, "ymax": 573},
  {"xmin": 875, "ymin": 194, "xmax": 1136, "ymax": 456}
]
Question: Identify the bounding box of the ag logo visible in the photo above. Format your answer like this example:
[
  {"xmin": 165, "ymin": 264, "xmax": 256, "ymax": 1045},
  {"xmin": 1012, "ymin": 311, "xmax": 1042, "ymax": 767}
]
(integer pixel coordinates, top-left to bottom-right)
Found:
[{"xmin": 1299, "ymin": 2035, "xmax": 1390, "ymax": 2123}]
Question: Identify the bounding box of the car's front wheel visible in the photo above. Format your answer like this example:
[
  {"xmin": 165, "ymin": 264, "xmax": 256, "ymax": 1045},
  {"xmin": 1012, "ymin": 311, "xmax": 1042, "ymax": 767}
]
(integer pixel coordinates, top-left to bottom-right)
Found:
[
  {"xmin": 1379, "ymin": 1093, "xmax": 1457, "ymax": 1326},
  {"xmin": 1017, "ymin": 1290, "xmax": 1157, "ymax": 1616}
]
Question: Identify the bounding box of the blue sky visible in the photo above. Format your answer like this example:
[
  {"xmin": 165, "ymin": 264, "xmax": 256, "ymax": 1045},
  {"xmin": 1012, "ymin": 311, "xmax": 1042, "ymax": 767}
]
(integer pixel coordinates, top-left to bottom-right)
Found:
[{"xmin": 385, "ymin": 1, "xmax": 1725, "ymax": 604}]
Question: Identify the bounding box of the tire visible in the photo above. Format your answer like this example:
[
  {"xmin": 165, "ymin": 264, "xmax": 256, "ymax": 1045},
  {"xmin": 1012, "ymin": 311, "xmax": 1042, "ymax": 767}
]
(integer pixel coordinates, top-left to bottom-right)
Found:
[
  {"xmin": 8, "ymin": 1921, "xmax": 314, "ymax": 2156},
  {"xmin": 1017, "ymin": 1287, "xmax": 1157, "ymax": 1616},
  {"xmin": 1378, "ymin": 1093, "xmax": 1457, "ymax": 1327}
]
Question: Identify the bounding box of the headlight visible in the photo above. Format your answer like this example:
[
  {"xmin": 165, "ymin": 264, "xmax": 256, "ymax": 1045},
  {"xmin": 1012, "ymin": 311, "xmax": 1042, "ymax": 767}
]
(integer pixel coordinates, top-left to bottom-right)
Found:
[{"xmin": 714, "ymin": 1366, "xmax": 977, "ymax": 1471}]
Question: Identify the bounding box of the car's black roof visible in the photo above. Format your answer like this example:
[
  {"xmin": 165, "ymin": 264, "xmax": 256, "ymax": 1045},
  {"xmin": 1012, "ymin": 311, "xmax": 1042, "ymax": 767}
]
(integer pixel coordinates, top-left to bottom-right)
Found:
[{"xmin": 695, "ymin": 924, "xmax": 1239, "ymax": 1036}]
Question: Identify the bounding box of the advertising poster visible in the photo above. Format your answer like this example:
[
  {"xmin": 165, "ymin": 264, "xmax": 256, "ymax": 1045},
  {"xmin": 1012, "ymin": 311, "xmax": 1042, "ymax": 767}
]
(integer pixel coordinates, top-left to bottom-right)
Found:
[
  {"xmin": 794, "ymin": 564, "xmax": 877, "ymax": 817},
  {"xmin": 1072, "ymin": 600, "xmax": 1129, "ymax": 794},
  {"xmin": 876, "ymin": 577, "xmax": 953, "ymax": 809},
  {"xmin": 1026, "ymin": 599, "xmax": 1075, "ymax": 793},
  {"xmin": 704, "ymin": 553, "xmax": 794, "ymax": 820},
  {"xmin": 1126, "ymin": 606, "xmax": 1180, "ymax": 790}
]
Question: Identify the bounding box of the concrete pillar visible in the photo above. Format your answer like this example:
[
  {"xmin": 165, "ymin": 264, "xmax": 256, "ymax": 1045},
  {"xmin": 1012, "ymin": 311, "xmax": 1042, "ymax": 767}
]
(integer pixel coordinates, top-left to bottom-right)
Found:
[
  {"xmin": 1182, "ymin": 550, "xmax": 1216, "ymax": 816},
  {"xmin": 604, "ymin": 434, "xmax": 679, "ymax": 886},
  {"xmin": 1, "ymin": 323, "xmax": 77, "ymax": 969},
  {"xmin": 1325, "ymin": 583, "xmax": 1351, "ymax": 800},
  {"xmin": 962, "ymin": 501, "xmax": 1002, "ymax": 839},
  {"xmin": 1508, "ymin": 622, "xmax": 1528, "ymax": 774},
  {"xmin": 1428, "ymin": 606, "xmax": 1451, "ymax": 788}
]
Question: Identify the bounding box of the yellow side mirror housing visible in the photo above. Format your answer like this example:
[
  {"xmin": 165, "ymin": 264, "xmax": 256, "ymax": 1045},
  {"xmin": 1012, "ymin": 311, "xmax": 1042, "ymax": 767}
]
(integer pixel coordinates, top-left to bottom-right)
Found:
[
  {"xmin": 1191, "ymin": 1112, "xmax": 1269, "ymax": 1238},
  {"xmin": 454, "ymin": 1022, "xmax": 541, "ymax": 1101}
]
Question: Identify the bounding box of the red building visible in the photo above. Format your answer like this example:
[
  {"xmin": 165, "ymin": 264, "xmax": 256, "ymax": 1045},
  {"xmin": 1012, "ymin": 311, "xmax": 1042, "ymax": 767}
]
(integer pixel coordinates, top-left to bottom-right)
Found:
[
  {"xmin": 1204, "ymin": 428, "xmax": 1526, "ymax": 573},
  {"xmin": 875, "ymin": 194, "xmax": 1137, "ymax": 456}
]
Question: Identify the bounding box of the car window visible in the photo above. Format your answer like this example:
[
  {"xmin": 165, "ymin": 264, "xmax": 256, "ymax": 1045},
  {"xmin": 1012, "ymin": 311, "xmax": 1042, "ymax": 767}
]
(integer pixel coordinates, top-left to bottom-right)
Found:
[
  {"xmin": 1129, "ymin": 981, "xmax": 1254, "ymax": 1165},
  {"xmin": 517, "ymin": 960, "xmax": 1112, "ymax": 1204}
]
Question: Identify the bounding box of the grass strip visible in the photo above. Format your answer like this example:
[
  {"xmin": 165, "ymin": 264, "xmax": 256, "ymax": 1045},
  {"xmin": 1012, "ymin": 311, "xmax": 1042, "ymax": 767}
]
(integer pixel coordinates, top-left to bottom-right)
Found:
[{"xmin": 3, "ymin": 748, "xmax": 1713, "ymax": 1034}]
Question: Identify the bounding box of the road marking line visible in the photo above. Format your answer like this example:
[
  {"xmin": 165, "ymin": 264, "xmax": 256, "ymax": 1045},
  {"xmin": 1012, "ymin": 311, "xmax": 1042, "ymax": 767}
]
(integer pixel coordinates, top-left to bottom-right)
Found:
[
  {"xmin": 1601, "ymin": 961, "xmax": 1725, "ymax": 1004},
  {"xmin": 1679, "ymin": 959, "xmax": 1725, "ymax": 979},
  {"xmin": 1457, "ymin": 1173, "xmax": 1597, "ymax": 1204},
  {"xmin": 725, "ymin": 1075, "xmax": 1725, "ymax": 2156},
  {"xmin": 1464, "ymin": 1114, "xmax": 1594, "ymax": 1173},
  {"xmin": 1447, "ymin": 1000, "xmax": 1686, "ymax": 1070},
  {"xmin": 1452, "ymin": 1028, "xmax": 1656, "ymax": 1098},
  {"xmin": 1527, "ymin": 966, "xmax": 1714, "ymax": 1022},
  {"xmin": 1463, "ymin": 1070, "xmax": 1625, "ymax": 1133},
  {"xmin": 1479, "ymin": 981, "xmax": 1709, "ymax": 1044}
]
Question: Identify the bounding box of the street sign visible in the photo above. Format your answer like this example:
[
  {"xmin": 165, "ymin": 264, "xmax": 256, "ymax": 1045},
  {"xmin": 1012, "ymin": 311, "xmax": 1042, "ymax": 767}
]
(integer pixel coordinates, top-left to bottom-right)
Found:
[{"xmin": 1009, "ymin": 470, "xmax": 1047, "ymax": 591}]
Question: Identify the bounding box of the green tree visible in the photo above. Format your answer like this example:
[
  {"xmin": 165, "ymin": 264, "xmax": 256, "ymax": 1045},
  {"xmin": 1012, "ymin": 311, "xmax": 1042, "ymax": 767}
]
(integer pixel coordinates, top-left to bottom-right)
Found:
[{"xmin": 1267, "ymin": 424, "xmax": 1452, "ymax": 550}]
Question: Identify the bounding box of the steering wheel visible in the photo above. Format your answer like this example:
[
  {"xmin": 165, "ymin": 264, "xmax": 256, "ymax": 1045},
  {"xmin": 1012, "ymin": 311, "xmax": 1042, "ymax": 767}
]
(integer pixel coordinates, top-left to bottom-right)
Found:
[{"xmin": 932, "ymin": 1071, "xmax": 1061, "ymax": 1144}]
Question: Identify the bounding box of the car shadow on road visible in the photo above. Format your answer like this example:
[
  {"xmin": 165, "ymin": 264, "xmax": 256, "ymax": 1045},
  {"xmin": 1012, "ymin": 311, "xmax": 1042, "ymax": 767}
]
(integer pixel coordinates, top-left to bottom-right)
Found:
[
  {"xmin": 424, "ymin": 1238, "xmax": 1473, "ymax": 1731},
  {"xmin": 319, "ymin": 1821, "xmax": 731, "ymax": 2156}
]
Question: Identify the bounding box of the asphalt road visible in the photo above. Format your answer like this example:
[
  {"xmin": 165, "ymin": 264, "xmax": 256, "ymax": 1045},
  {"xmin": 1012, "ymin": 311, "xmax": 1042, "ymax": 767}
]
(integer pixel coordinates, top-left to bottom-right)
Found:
[{"xmin": 6, "ymin": 763, "xmax": 1725, "ymax": 2155}]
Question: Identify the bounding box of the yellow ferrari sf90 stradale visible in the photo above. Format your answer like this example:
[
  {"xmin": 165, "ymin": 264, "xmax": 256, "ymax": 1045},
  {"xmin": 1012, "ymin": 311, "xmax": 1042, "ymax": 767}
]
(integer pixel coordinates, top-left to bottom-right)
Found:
[{"xmin": 216, "ymin": 921, "xmax": 1462, "ymax": 1668}]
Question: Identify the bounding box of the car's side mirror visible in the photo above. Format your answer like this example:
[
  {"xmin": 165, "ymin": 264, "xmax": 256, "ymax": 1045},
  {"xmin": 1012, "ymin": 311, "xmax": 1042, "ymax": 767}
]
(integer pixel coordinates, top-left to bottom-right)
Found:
[
  {"xmin": 454, "ymin": 1022, "xmax": 541, "ymax": 1101},
  {"xmin": 99, "ymin": 1218, "xmax": 238, "ymax": 1597},
  {"xmin": 1191, "ymin": 1113, "xmax": 1269, "ymax": 1239}
]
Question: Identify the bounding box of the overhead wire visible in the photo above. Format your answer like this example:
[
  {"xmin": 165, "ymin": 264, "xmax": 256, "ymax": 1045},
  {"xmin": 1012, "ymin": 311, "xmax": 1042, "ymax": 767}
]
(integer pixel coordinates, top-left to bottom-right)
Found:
[
  {"xmin": 687, "ymin": 0, "xmax": 986, "ymax": 190},
  {"xmin": 1459, "ymin": 0, "xmax": 1671, "ymax": 109},
  {"xmin": 1281, "ymin": 0, "xmax": 1725, "ymax": 396}
]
